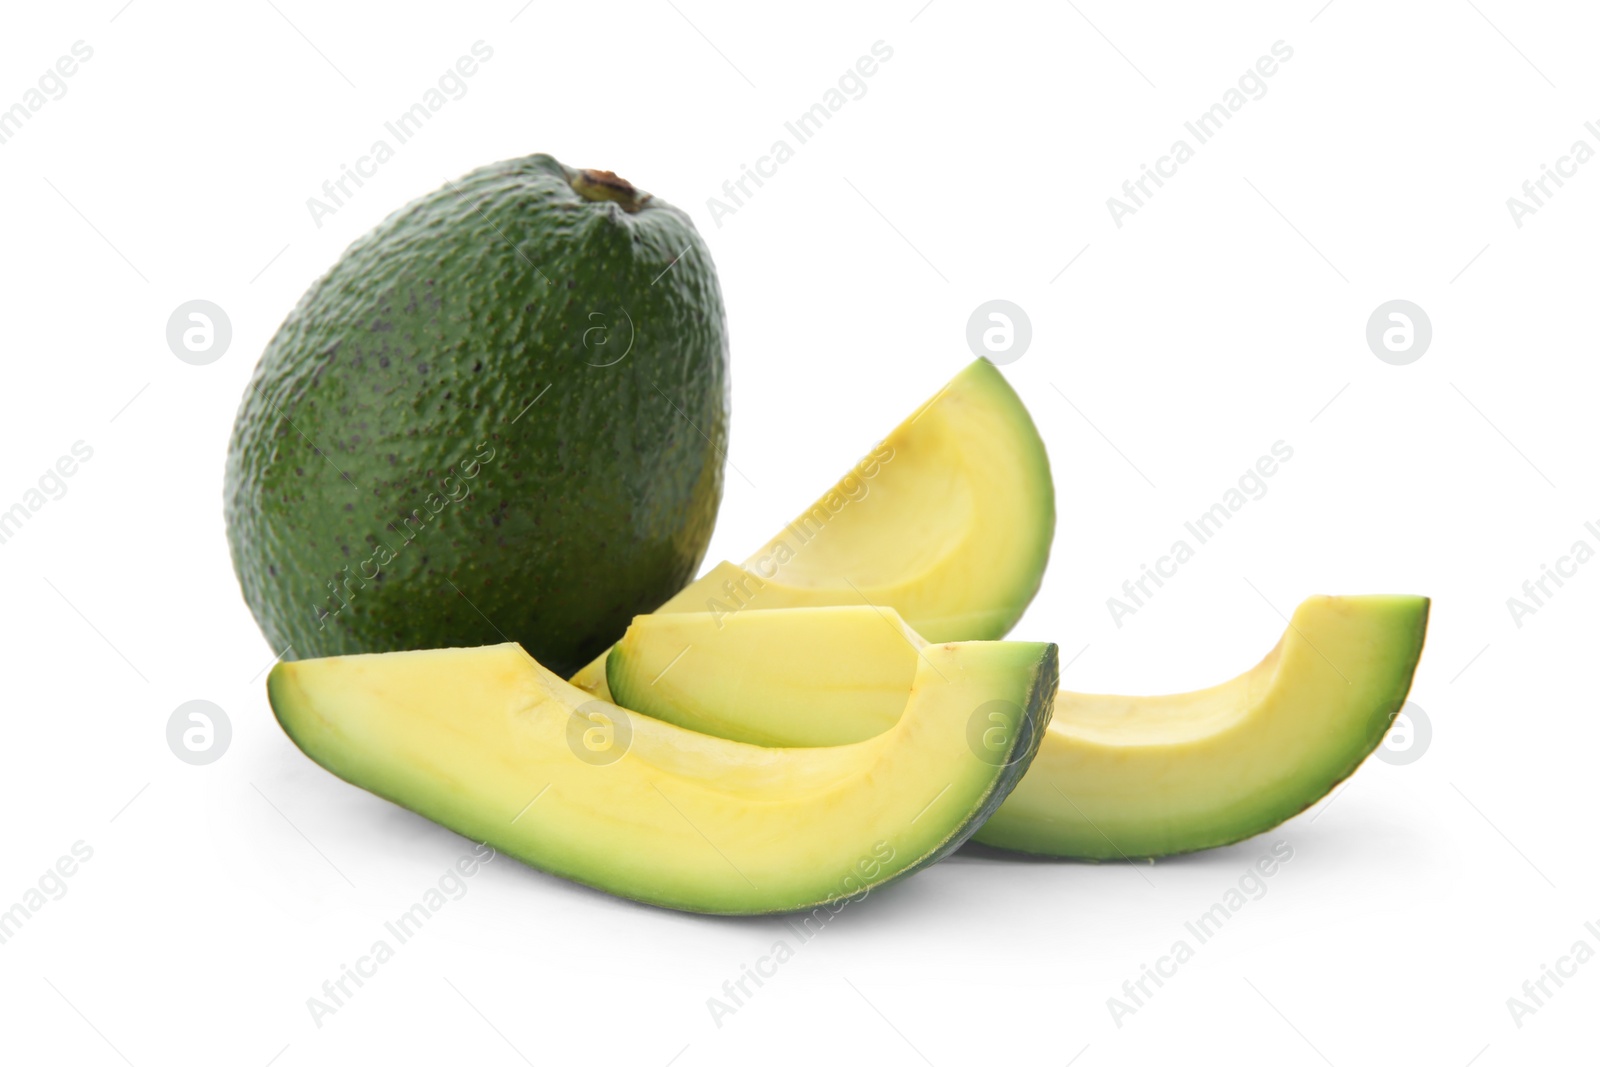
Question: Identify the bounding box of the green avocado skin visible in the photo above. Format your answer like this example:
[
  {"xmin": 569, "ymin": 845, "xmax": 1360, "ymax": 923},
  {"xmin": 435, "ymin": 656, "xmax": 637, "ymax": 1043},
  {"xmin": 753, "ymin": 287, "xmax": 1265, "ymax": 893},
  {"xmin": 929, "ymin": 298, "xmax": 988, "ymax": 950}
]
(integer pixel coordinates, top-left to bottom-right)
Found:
[{"xmin": 225, "ymin": 154, "xmax": 728, "ymax": 676}]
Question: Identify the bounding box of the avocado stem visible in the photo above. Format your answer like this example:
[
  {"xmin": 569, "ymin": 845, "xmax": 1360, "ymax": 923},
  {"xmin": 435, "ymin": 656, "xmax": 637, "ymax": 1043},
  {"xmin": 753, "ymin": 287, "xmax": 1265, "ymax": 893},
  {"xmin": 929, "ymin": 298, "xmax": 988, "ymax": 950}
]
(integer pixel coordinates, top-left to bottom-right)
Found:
[{"xmin": 569, "ymin": 168, "xmax": 651, "ymax": 212}]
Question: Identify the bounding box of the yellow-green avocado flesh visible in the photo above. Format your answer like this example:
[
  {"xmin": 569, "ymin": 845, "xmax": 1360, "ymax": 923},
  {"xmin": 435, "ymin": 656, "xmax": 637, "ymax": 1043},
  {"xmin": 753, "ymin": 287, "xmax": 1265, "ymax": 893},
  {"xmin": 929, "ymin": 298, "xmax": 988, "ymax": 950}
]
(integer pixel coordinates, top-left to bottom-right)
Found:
[
  {"xmin": 606, "ymin": 596, "xmax": 1429, "ymax": 859},
  {"xmin": 568, "ymin": 357, "xmax": 1053, "ymax": 699},
  {"xmin": 268, "ymin": 639, "xmax": 1056, "ymax": 914}
]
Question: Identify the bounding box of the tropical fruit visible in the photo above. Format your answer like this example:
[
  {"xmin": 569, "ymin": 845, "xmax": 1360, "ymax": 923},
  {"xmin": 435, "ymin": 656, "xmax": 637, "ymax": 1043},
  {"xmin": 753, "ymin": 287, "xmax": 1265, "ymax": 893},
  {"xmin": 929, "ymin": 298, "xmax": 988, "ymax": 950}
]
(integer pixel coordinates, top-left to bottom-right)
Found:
[{"xmin": 227, "ymin": 154, "xmax": 728, "ymax": 675}]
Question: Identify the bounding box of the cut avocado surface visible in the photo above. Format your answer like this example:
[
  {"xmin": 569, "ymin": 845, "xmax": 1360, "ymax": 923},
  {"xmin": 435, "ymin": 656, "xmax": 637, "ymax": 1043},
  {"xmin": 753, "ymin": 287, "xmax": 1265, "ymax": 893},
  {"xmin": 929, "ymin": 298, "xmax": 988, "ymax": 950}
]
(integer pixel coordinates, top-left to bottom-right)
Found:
[
  {"xmin": 606, "ymin": 597, "xmax": 1429, "ymax": 858},
  {"xmin": 570, "ymin": 357, "xmax": 1054, "ymax": 697},
  {"xmin": 268, "ymin": 638, "xmax": 1056, "ymax": 914},
  {"xmin": 609, "ymin": 605, "xmax": 918, "ymax": 746},
  {"xmin": 982, "ymin": 595, "xmax": 1427, "ymax": 858}
]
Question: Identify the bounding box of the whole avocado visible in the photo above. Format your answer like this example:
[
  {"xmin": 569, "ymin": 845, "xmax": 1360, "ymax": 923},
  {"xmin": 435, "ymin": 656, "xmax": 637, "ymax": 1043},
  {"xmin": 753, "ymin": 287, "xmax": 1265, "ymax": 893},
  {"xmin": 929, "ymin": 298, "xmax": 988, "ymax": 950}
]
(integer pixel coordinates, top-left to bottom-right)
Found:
[{"xmin": 226, "ymin": 154, "xmax": 728, "ymax": 676}]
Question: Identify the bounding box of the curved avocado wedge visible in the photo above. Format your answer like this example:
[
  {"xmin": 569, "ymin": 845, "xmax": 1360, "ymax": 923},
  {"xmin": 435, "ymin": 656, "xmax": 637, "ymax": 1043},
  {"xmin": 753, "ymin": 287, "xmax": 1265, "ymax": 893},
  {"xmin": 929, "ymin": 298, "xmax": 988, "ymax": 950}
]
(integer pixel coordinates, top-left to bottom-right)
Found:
[
  {"xmin": 570, "ymin": 357, "xmax": 1053, "ymax": 698},
  {"xmin": 268, "ymin": 639, "xmax": 1056, "ymax": 915},
  {"xmin": 609, "ymin": 605, "xmax": 919, "ymax": 746},
  {"xmin": 606, "ymin": 596, "xmax": 1429, "ymax": 859}
]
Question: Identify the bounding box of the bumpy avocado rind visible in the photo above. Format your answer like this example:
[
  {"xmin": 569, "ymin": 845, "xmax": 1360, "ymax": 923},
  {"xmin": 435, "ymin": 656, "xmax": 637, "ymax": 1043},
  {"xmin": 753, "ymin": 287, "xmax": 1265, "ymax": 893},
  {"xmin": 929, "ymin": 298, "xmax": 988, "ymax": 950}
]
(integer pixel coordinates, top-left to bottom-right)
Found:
[{"xmin": 226, "ymin": 154, "xmax": 728, "ymax": 675}]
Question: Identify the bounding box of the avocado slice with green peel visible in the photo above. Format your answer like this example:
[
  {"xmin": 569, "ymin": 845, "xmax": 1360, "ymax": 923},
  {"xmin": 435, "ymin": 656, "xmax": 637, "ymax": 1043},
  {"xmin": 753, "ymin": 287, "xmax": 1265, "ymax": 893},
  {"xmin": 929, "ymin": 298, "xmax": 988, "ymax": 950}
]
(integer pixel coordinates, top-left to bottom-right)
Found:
[
  {"xmin": 227, "ymin": 154, "xmax": 728, "ymax": 677},
  {"xmin": 267, "ymin": 638, "xmax": 1057, "ymax": 914},
  {"xmin": 569, "ymin": 357, "xmax": 1054, "ymax": 697},
  {"xmin": 606, "ymin": 597, "xmax": 1429, "ymax": 859}
]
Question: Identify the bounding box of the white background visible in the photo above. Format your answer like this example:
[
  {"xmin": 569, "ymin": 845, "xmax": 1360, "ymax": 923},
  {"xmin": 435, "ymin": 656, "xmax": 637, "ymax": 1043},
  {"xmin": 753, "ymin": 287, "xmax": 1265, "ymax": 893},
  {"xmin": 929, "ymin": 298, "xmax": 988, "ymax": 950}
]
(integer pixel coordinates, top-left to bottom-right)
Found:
[{"xmin": 0, "ymin": 1, "xmax": 1594, "ymax": 1063}]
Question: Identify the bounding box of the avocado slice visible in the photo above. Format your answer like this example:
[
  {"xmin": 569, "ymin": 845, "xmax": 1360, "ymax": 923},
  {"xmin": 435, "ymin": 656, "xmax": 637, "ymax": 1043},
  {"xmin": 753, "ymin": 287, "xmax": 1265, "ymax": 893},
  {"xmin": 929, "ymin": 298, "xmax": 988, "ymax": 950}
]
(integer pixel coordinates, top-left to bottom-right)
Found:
[
  {"xmin": 267, "ymin": 638, "xmax": 1057, "ymax": 914},
  {"xmin": 569, "ymin": 357, "xmax": 1054, "ymax": 697},
  {"xmin": 610, "ymin": 605, "xmax": 918, "ymax": 746},
  {"xmin": 606, "ymin": 597, "xmax": 1429, "ymax": 858},
  {"xmin": 227, "ymin": 154, "xmax": 728, "ymax": 677}
]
